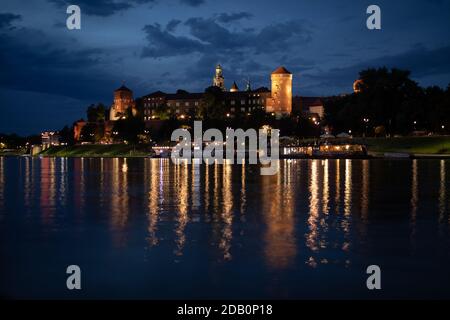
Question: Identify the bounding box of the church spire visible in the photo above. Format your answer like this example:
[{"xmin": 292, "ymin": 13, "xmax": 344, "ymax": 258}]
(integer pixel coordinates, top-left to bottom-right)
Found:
[
  {"xmin": 245, "ymin": 77, "xmax": 251, "ymax": 92},
  {"xmin": 213, "ymin": 64, "xmax": 226, "ymax": 91},
  {"xmin": 230, "ymin": 81, "xmax": 239, "ymax": 92}
]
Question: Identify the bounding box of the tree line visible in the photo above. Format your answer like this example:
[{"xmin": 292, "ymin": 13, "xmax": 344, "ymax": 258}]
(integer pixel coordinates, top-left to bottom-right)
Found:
[{"xmin": 324, "ymin": 67, "xmax": 450, "ymax": 136}]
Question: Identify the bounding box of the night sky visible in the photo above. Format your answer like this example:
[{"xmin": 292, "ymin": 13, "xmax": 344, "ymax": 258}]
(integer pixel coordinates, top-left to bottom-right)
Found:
[{"xmin": 1, "ymin": 0, "xmax": 449, "ymax": 135}]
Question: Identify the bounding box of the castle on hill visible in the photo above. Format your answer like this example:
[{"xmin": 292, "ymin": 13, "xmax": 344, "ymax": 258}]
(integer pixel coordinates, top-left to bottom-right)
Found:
[{"xmin": 74, "ymin": 65, "xmax": 325, "ymax": 142}]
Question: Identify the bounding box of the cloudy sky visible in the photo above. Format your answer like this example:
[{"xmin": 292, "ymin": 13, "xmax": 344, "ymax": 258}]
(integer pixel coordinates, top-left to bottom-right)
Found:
[{"xmin": 1, "ymin": 0, "xmax": 449, "ymax": 134}]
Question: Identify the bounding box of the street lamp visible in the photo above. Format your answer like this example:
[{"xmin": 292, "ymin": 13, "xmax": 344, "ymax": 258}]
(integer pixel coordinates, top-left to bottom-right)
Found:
[{"xmin": 363, "ymin": 118, "xmax": 370, "ymax": 137}]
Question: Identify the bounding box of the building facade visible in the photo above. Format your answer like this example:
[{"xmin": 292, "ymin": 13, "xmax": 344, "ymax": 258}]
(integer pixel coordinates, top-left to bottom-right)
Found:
[{"xmin": 115, "ymin": 65, "xmax": 323, "ymax": 125}]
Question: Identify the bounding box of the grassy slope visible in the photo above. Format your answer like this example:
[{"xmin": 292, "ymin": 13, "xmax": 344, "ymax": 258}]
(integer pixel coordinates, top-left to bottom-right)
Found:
[
  {"xmin": 357, "ymin": 136, "xmax": 450, "ymax": 154},
  {"xmin": 39, "ymin": 145, "xmax": 151, "ymax": 157}
]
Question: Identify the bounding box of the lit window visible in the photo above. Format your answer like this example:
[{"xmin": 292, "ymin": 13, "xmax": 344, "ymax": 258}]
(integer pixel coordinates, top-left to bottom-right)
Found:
[
  {"xmin": 231, "ymin": 100, "xmax": 235, "ymax": 105},
  {"xmin": 241, "ymin": 100, "xmax": 245, "ymax": 105}
]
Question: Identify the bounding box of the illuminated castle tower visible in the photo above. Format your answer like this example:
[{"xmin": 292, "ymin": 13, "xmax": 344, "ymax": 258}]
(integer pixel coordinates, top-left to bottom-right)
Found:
[
  {"xmin": 213, "ymin": 64, "xmax": 226, "ymax": 91},
  {"xmin": 109, "ymin": 84, "xmax": 136, "ymax": 121},
  {"xmin": 267, "ymin": 66, "xmax": 293, "ymax": 116}
]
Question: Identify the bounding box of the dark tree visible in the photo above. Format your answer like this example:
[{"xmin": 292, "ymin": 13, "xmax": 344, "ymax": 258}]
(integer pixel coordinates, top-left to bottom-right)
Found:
[
  {"xmin": 112, "ymin": 108, "xmax": 145, "ymax": 144},
  {"xmin": 86, "ymin": 103, "xmax": 106, "ymax": 123},
  {"xmin": 323, "ymin": 67, "xmax": 449, "ymax": 136}
]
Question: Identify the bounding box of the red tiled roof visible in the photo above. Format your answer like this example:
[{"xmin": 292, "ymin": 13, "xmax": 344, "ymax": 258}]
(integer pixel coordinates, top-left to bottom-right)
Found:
[
  {"xmin": 272, "ymin": 66, "xmax": 292, "ymax": 75},
  {"xmin": 115, "ymin": 85, "xmax": 132, "ymax": 92}
]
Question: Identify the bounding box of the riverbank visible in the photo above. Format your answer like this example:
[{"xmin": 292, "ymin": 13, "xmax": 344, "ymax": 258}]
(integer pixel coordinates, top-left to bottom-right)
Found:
[
  {"xmin": 0, "ymin": 150, "xmax": 26, "ymax": 156},
  {"xmin": 31, "ymin": 136, "xmax": 450, "ymax": 159},
  {"xmin": 38, "ymin": 144, "xmax": 153, "ymax": 157},
  {"xmin": 354, "ymin": 136, "xmax": 450, "ymax": 155}
]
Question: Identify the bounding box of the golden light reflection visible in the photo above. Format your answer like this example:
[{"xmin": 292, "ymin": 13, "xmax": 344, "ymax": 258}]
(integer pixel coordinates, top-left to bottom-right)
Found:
[
  {"xmin": 438, "ymin": 160, "xmax": 446, "ymax": 223},
  {"xmin": 410, "ymin": 160, "xmax": 418, "ymax": 234},
  {"xmin": 322, "ymin": 160, "xmax": 329, "ymax": 214},
  {"xmin": 40, "ymin": 157, "xmax": 56, "ymax": 226},
  {"xmin": 58, "ymin": 158, "xmax": 68, "ymax": 207},
  {"xmin": 110, "ymin": 158, "xmax": 129, "ymax": 247},
  {"xmin": 240, "ymin": 163, "xmax": 246, "ymax": 216},
  {"xmin": 306, "ymin": 160, "xmax": 320, "ymax": 252},
  {"xmin": 263, "ymin": 162, "xmax": 296, "ymax": 269},
  {"xmin": 192, "ymin": 159, "xmax": 201, "ymax": 210},
  {"xmin": 344, "ymin": 159, "xmax": 352, "ymax": 217},
  {"xmin": 219, "ymin": 162, "xmax": 233, "ymax": 260},
  {"xmin": 341, "ymin": 160, "xmax": 352, "ymax": 251},
  {"xmin": 23, "ymin": 158, "xmax": 36, "ymax": 217},
  {"xmin": 146, "ymin": 159, "xmax": 161, "ymax": 247},
  {"xmin": 174, "ymin": 161, "xmax": 189, "ymax": 256},
  {"xmin": 204, "ymin": 163, "xmax": 210, "ymax": 220},
  {"xmin": 361, "ymin": 160, "xmax": 370, "ymax": 221},
  {"xmin": 0, "ymin": 157, "xmax": 4, "ymax": 214},
  {"xmin": 335, "ymin": 159, "xmax": 341, "ymax": 214}
]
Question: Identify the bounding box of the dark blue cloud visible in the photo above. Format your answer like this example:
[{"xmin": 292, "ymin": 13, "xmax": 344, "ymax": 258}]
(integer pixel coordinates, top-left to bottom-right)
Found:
[
  {"xmin": 216, "ymin": 12, "xmax": 253, "ymax": 23},
  {"xmin": 48, "ymin": 0, "xmax": 157, "ymax": 16},
  {"xmin": 166, "ymin": 19, "xmax": 182, "ymax": 32},
  {"xmin": 179, "ymin": 0, "xmax": 206, "ymax": 7},
  {"xmin": 142, "ymin": 23, "xmax": 204, "ymax": 58},
  {"xmin": 0, "ymin": 12, "xmax": 21, "ymax": 29},
  {"xmin": 142, "ymin": 15, "xmax": 312, "ymax": 58},
  {"xmin": 0, "ymin": 15, "xmax": 117, "ymax": 102}
]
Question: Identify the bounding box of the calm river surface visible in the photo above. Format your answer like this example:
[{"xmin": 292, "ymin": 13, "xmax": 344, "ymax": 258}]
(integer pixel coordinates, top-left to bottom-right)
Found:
[{"xmin": 0, "ymin": 157, "xmax": 449, "ymax": 299}]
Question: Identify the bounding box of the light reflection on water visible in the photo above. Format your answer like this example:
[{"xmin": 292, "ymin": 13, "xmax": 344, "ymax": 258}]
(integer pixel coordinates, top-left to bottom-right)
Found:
[
  {"xmin": 0, "ymin": 157, "xmax": 4, "ymax": 216},
  {"xmin": 0, "ymin": 157, "xmax": 450, "ymax": 299}
]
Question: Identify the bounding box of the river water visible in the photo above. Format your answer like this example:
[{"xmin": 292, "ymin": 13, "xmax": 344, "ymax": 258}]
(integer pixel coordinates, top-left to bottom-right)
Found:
[{"xmin": 0, "ymin": 157, "xmax": 449, "ymax": 299}]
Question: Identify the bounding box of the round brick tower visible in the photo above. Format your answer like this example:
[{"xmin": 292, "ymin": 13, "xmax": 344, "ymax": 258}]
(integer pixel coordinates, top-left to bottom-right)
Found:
[
  {"xmin": 268, "ymin": 66, "xmax": 293, "ymax": 116},
  {"xmin": 109, "ymin": 84, "xmax": 136, "ymax": 121}
]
